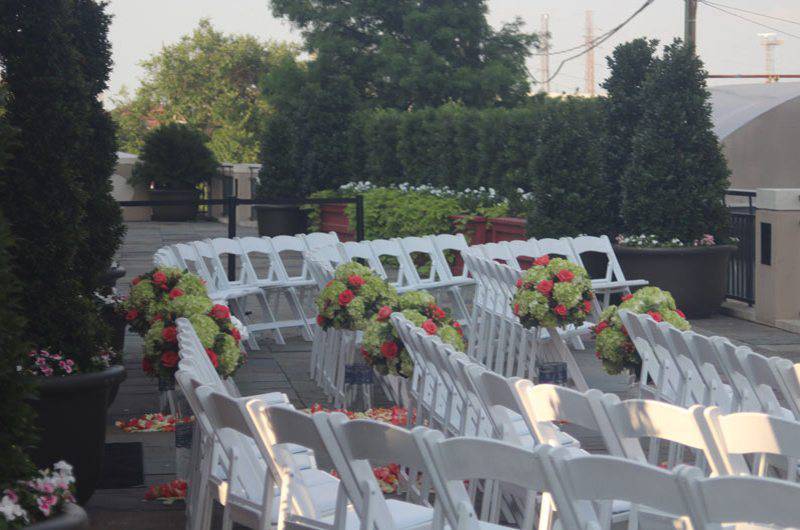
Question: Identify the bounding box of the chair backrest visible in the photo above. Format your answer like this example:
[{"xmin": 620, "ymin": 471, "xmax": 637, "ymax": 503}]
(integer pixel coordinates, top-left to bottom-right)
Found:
[
  {"xmin": 550, "ymin": 448, "xmax": 700, "ymax": 529},
  {"xmin": 429, "ymin": 233, "xmax": 470, "ymax": 280},
  {"xmin": 303, "ymin": 251, "xmax": 335, "ymax": 290},
  {"xmin": 209, "ymin": 237, "xmax": 249, "ymax": 283},
  {"xmin": 568, "ymin": 235, "xmax": 626, "ymax": 284},
  {"xmin": 704, "ymin": 406, "xmax": 800, "ymax": 479},
  {"xmin": 600, "ymin": 395, "xmax": 718, "ymax": 472},
  {"xmin": 310, "ymin": 244, "xmax": 347, "ymax": 270},
  {"xmin": 397, "ymin": 236, "xmax": 448, "ymax": 284},
  {"xmin": 236, "ymin": 236, "xmax": 281, "ymax": 284},
  {"xmin": 171, "ymin": 242, "xmax": 214, "ymax": 285},
  {"xmin": 470, "ymin": 367, "xmax": 530, "ymax": 445},
  {"xmin": 734, "ymin": 345, "xmax": 789, "ymax": 416},
  {"xmin": 618, "ymin": 310, "xmax": 673, "ymax": 400},
  {"xmin": 418, "ymin": 429, "xmax": 572, "ymax": 530},
  {"xmin": 368, "ymin": 239, "xmax": 415, "ymax": 289},
  {"xmin": 687, "ymin": 473, "xmax": 800, "ymax": 529},
  {"xmin": 340, "ymin": 241, "xmax": 386, "ymax": 277},
  {"xmin": 533, "ymin": 237, "xmax": 578, "ymax": 262},
  {"xmin": 154, "ymin": 246, "xmax": 181, "ymax": 268},
  {"xmin": 771, "ymin": 357, "xmax": 800, "ymax": 420},
  {"xmin": 501, "ymin": 239, "xmax": 541, "ymax": 271},
  {"xmin": 710, "ymin": 336, "xmax": 762, "ymax": 412},
  {"xmin": 300, "ymin": 231, "xmax": 340, "ymax": 250},
  {"xmin": 270, "ymin": 235, "xmax": 312, "ymax": 282},
  {"xmin": 514, "ymin": 380, "xmax": 620, "ymax": 453},
  {"xmin": 478, "ymin": 242, "xmax": 515, "ymax": 266}
]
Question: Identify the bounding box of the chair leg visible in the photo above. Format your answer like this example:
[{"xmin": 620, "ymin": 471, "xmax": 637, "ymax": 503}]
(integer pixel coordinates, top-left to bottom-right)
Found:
[{"xmin": 258, "ymin": 289, "xmax": 286, "ymax": 346}]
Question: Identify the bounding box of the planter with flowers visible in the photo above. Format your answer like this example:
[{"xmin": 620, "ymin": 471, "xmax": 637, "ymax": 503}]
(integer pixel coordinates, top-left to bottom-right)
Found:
[
  {"xmin": 361, "ymin": 291, "xmax": 464, "ymax": 380},
  {"xmin": 1, "ymin": 462, "xmax": 87, "ymax": 530},
  {"xmin": 511, "ymin": 255, "xmax": 595, "ymax": 389},
  {"xmin": 593, "ymin": 287, "xmax": 690, "ymax": 377}
]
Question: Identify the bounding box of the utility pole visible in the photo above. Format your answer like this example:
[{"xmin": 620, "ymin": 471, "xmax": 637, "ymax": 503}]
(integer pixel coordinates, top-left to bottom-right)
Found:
[
  {"xmin": 759, "ymin": 33, "xmax": 784, "ymax": 83},
  {"xmin": 685, "ymin": 0, "xmax": 698, "ymax": 48},
  {"xmin": 540, "ymin": 14, "xmax": 551, "ymax": 93},
  {"xmin": 584, "ymin": 10, "xmax": 595, "ymax": 96}
]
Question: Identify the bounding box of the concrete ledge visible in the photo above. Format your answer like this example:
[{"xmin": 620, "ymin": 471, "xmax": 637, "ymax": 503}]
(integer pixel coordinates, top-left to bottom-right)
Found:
[
  {"xmin": 719, "ymin": 299, "xmax": 757, "ymax": 322},
  {"xmin": 755, "ymin": 188, "xmax": 800, "ymax": 210},
  {"xmin": 775, "ymin": 319, "xmax": 800, "ymax": 334}
]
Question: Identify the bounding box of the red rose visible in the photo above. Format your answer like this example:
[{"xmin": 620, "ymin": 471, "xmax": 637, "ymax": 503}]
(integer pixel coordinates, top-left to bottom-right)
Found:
[
  {"xmin": 377, "ymin": 306, "xmax": 393, "ymax": 321},
  {"xmin": 647, "ymin": 310, "xmax": 663, "ymax": 323},
  {"xmin": 554, "ymin": 305, "xmax": 568, "ymax": 317},
  {"xmin": 162, "ymin": 326, "xmax": 178, "ymax": 343},
  {"xmin": 160, "ymin": 350, "xmax": 179, "ymax": 368},
  {"xmin": 534, "ymin": 255, "xmax": 550, "ymax": 267},
  {"xmin": 152, "ymin": 314, "xmax": 163, "ymax": 322},
  {"xmin": 338, "ymin": 289, "xmax": 355, "ymax": 306},
  {"xmin": 380, "ymin": 341, "xmax": 399, "ymax": 359},
  {"xmin": 431, "ymin": 305, "xmax": 446, "ymax": 320},
  {"xmin": 422, "ymin": 319, "xmax": 438, "ymax": 335},
  {"xmin": 205, "ymin": 348, "xmax": 219, "ymax": 368},
  {"xmin": 152, "ymin": 271, "xmax": 167, "ymax": 284},
  {"xmin": 594, "ymin": 321, "xmax": 608, "ymax": 334},
  {"xmin": 676, "ymin": 309, "xmax": 686, "ymax": 319},
  {"xmin": 211, "ymin": 304, "xmax": 231, "ymax": 320},
  {"xmin": 141, "ymin": 356, "xmax": 153, "ymax": 374},
  {"xmin": 513, "ymin": 303, "xmax": 520, "ymax": 315},
  {"xmin": 361, "ymin": 347, "xmax": 370, "ymax": 361},
  {"xmin": 231, "ymin": 327, "xmax": 241, "ymax": 342},
  {"xmin": 125, "ymin": 309, "xmax": 139, "ymax": 322},
  {"xmin": 325, "ymin": 280, "xmax": 335, "ymax": 288},
  {"xmin": 515, "ymin": 279, "xmax": 523, "ymax": 288},
  {"xmin": 347, "ymin": 275, "xmax": 365, "ymax": 288},
  {"xmin": 132, "ymin": 277, "xmax": 141, "ymax": 286},
  {"xmin": 556, "ymin": 269, "xmax": 575, "ymax": 283},
  {"xmin": 316, "ymin": 314, "xmax": 327, "ymax": 326},
  {"xmin": 453, "ymin": 321, "xmax": 463, "ymax": 336},
  {"xmin": 536, "ymin": 279, "xmax": 554, "ymax": 296},
  {"xmin": 168, "ymin": 288, "xmax": 184, "ymax": 300},
  {"xmin": 583, "ymin": 300, "xmax": 593, "ymax": 313},
  {"xmin": 621, "ymin": 294, "xmax": 634, "ymax": 302}
]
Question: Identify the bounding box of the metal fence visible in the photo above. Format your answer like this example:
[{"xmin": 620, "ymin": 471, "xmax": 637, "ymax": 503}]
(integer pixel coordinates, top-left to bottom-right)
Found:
[{"xmin": 725, "ymin": 190, "xmax": 756, "ymax": 305}]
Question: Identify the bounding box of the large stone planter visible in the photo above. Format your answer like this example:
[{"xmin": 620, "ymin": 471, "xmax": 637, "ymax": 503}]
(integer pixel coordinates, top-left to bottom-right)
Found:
[
  {"xmin": 255, "ymin": 204, "xmax": 308, "ymax": 237},
  {"xmin": 28, "ymin": 365, "xmax": 127, "ymax": 505},
  {"xmin": 614, "ymin": 244, "xmax": 736, "ymax": 318},
  {"xmin": 487, "ymin": 216, "xmax": 526, "ymax": 243},
  {"xmin": 149, "ymin": 189, "xmax": 199, "ymax": 221},
  {"xmin": 25, "ymin": 504, "xmax": 88, "ymax": 530},
  {"xmin": 319, "ymin": 203, "xmax": 355, "ymax": 241}
]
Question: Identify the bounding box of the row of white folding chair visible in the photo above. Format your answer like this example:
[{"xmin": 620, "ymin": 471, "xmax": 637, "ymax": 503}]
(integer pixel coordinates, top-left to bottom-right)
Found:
[{"xmin": 310, "ymin": 408, "xmax": 800, "ymax": 530}]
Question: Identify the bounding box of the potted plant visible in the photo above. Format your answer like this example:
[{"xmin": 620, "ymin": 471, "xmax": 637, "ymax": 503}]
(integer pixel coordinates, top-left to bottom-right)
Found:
[
  {"xmin": 129, "ymin": 123, "xmax": 219, "ymax": 222},
  {"xmin": 610, "ymin": 40, "xmax": 735, "ymax": 317},
  {"xmin": 1, "ymin": 463, "xmax": 88, "ymax": 530}
]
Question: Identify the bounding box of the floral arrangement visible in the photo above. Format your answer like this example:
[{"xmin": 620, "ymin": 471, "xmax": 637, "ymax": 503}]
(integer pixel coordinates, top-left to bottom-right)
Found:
[
  {"xmin": 511, "ymin": 255, "xmax": 595, "ymax": 329},
  {"xmin": 594, "ymin": 287, "xmax": 690, "ymax": 376},
  {"xmin": 18, "ymin": 348, "xmax": 120, "ymax": 377},
  {"xmin": 143, "ymin": 479, "xmax": 187, "ymax": 505},
  {"xmin": 115, "ymin": 413, "xmax": 194, "ymax": 433},
  {"xmin": 614, "ymin": 233, "xmax": 734, "ymax": 248},
  {"xmin": 142, "ymin": 303, "xmax": 244, "ymax": 379},
  {"xmin": 0, "ymin": 462, "xmax": 75, "ymax": 528},
  {"xmin": 315, "ymin": 262, "xmax": 397, "ymax": 331},
  {"xmin": 122, "ymin": 267, "xmax": 207, "ymax": 335},
  {"xmin": 361, "ymin": 290, "xmax": 465, "ymax": 378}
]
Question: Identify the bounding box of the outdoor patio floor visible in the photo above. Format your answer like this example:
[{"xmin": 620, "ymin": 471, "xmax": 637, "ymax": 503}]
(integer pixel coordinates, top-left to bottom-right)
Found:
[{"xmin": 84, "ymin": 221, "xmax": 800, "ymax": 529}]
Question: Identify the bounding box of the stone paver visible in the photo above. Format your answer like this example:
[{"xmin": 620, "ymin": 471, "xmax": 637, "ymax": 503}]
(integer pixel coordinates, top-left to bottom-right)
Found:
[{"xmin": 85, "ymin": 221, "xmax": 800, "ymax": 529}]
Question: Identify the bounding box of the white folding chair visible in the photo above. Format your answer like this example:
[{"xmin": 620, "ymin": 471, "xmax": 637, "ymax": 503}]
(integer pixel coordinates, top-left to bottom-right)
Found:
[
  {"xmin": 154, "ymin": 246, "xmax": 181, "ymax": 268},
  {"xmin": 317, "ymin": 412, "xmax": 436, "ymax": 530},
  {"xmin": 532, "ymin": 237, "xmax": 579, "ymax": 263},
  {"xmin": 644, "ymin": 318, "xmax": 705, "ymax": 407},
  {"xmin": 367, "ymin": 239, "xmax": 416, "ymax": 292},
  {"xmin": 500, "ymin": 239, "xmax": 541, "ymax": 271},
  {"xmin": 707, "ymin": 336, "xmax": 762, "ymax": 412},
  {"xmin": 269, "ymin": 235, "xmax": 319, "ymax": 340},
  {"xmin": 771, "ymin": 357, "xmax": 800, "ymax": 420},
  {"xmin": 673, "ymin": 328, "xmax": 738, "ymax": 412},
  {"xmin": 734, "ymin": 346, "xmax": 795, "ymax": 419},
  {"xmin": 299, "ymin": 232, "xmax": 341, "ymax": 251},
  {"xmin": 340, "ymin": 241, "xmax": 386, "ymax": 277},
  {"xmin": 618, "ymin": 310, "xmax": 678, "ymax": 402},
  {"xmin": 477, "ymin": 242, "xmax": 516, "ymax": 266},
  {"xmin": 568, "ymin": 235, "xmax": 648, "ymax": 309}
]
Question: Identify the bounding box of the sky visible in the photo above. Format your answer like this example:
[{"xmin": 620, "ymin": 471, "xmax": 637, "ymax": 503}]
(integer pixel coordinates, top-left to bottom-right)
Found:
[{"xmin": 106, "ymin": 0, "xmax": 800, "ymax": 101}]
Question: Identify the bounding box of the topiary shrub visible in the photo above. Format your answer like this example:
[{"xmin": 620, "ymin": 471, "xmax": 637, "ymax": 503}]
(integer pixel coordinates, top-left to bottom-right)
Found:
[
  {"xmin": 130, "ymin": 123, "xmax": 219, "ymax": 191},
  {"xmin": 621, "ymin": 39, "xmax": 730, "ymax": 242}
]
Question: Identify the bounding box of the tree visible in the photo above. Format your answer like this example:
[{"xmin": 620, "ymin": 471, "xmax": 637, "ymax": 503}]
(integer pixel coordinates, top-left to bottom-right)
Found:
[
  {"xmin": 131, "ymin": 123, "xmax": 219, "ymax": 190},
  {"xmin": 71, "ymin": 0, "xmax": 125, "ymax": 296},
  {"xmin": 270, "ymin": 0, "xmax": 538, "ymax": 110},
  {"xmin": 602, "ymin": 38, "xmax": 658, "ymax": 235},
  {"xmin": 111, "ymin": 19, "xmax": 296, "ymax": 163},
  {"xmin": 622, "ymin": 40, "xmax": 731, "ymax": 242},
  {"xmin": 0, "ymin": 0, "xmax": 109, "ymax": 369}
]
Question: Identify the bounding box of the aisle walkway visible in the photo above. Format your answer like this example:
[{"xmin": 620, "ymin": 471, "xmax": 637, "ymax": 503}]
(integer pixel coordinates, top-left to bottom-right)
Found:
[{"xmin": 85, "ymin": 221, "xmax": 800, "ymax": 529}]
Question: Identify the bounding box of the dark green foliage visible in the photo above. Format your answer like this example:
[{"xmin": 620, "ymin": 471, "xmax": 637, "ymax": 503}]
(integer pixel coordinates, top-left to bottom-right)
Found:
[
  {"xmin": 622, "ymin": 40, "xmax": 730, "ymax": 241},
  {"xmin": 602, "ymin": 38, "xmax": 658, "ymax": 235},
  {"xmin": 527, "ymin": 98, "xmax": 615, "ymax": 238},
  {"xmin": 71, "ymin": 0, "xmax": 125, "ymax": 295},
  {"xmin": 0, "ymin": 126, "xmax": 36, "ymax": 485},
  {"xmin": 131, "ymin": 123, "xmax": 219, "ymax": 190},
  {"xmin": 270, "ymin": 0, "xmax": 537, "ymax": 109},
  {"xmin": 0, "ymin": 0, "xmax": 121, "ymax": 370}
]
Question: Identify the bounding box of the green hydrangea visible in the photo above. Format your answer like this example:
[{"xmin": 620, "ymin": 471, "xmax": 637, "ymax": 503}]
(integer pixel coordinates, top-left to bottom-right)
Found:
[
  {"xmin": 189, "ymin": 314, "xmax": 220, "ymax": 347},
  {"xmin": 512, "ymin": 256, "xmax": 594, "ymax": 329},
  {"xmin": 315, "ymin": 262, "xmax": 397, "ymax": 331},
  {"xmin": 169, "ymin": 295, "xmax": 213, "ymax": 318},
  {"xmin": 398, "ymin": 290, "xmax": 436, "ymax": 311},
  {"xmin": 594, "ymin": 287, "xmax": 690, "ymax": 376},
  {"xmin": 176, "ymin": 274, "xmax": 207, "ymax": 297}
]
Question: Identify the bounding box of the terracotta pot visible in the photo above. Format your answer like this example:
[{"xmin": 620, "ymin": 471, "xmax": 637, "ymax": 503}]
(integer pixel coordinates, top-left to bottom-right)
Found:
[
  {"xmin": 614, "ymin": 244, "xmax": 737, "ymax": 318},
  {"xmin": 254, "ymin": 204, "xmax": 309, "ymax": 236},
  {"xmin": 319, "ymin": 203, "xmax": 355, "ymax": 241},
  {"xmin": 487, "ymin": 216, "xmax": 526, "ymax": 243}
]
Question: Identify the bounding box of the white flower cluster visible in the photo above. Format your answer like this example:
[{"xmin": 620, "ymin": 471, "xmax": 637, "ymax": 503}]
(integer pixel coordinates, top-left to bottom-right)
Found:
[
  {"xmin": 615, "ymin": 234, "xmax": 721, "ymax": 248},
  {"xmin": 1, "ymin": 461, "xmax": 75, "ymax": 525},
  {"xmin": 337, "ymin": 181, "xmax": 533, "ymax": 203}
]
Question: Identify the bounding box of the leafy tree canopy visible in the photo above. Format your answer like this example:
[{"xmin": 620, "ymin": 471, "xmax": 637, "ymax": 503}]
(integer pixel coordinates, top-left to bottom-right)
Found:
[
  {"xmin": 111, "ymin": 19, "xmax": 297, "ymax": 163},
  {"xmin": 270, "ymin": 0, "xmax": 538, "ymax": 109}
]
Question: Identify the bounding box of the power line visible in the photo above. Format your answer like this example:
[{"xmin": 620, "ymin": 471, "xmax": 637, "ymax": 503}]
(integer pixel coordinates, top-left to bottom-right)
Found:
[
  {"xmin": 699, "ymin": 0, "xmax": 800, "ymax": 40},
  {"xmin": 701, "ymin": 0, "xmax": 800, "ymax": 27},
  {"xmin": 543, "ymin": 0, "xmax": 657, "ymax": 85}
]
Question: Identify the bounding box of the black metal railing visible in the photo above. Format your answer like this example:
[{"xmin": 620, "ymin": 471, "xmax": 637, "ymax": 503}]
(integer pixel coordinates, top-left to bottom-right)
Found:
[
  {"xmin": 725, "ymin": 189, "xmax": 756, "ymax": 305},
  {"xmin": 118, "ymin": 195, "xmax": 365, "ymax": 279}
]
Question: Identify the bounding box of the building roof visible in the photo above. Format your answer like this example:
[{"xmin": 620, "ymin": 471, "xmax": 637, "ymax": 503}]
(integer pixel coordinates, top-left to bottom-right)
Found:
[{"xmin": 709, "ymin": 82, "xmax": 800, "ymax": 140}]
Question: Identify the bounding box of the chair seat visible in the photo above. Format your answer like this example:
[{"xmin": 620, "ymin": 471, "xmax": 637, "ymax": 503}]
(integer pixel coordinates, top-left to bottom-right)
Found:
[
  {"xmin": 321, "ymin": 499, "xmax": 434, "ymax": 530},
  {"xmin": 591, "ymin": 279, "xmax": 649, "ymax": 291}
]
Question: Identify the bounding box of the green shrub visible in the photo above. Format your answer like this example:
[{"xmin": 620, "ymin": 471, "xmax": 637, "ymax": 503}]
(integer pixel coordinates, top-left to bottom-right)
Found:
[
  {"xmin": 622, "ymin": 40, "xmax": 730, "ymax": 242},
  {"xmin": 130, "ymin": 123, "xmax": 219, "ymax": 190}
]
